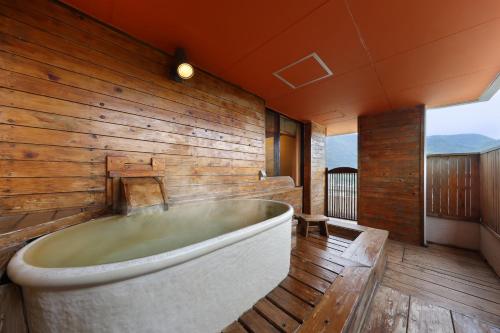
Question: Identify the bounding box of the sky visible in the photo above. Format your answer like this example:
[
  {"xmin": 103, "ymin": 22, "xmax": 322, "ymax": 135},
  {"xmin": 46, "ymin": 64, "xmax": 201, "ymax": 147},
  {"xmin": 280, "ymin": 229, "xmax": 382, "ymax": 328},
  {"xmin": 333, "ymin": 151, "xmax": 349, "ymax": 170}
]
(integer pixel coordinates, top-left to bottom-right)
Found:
[{"xmin": 427, "ymin": 90, "xmax": 500, "ymax": 139}]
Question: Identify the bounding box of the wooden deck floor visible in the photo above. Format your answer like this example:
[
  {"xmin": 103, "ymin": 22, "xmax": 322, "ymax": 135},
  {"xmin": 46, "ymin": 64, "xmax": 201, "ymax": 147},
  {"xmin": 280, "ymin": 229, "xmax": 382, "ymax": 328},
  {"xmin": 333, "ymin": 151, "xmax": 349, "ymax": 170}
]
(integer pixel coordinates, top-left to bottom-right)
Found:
[
  {"xmin": 222, "ymin": 231, "xmax": 358, "ymax": 333},
  {"xmin": 363, "ymin": 240, "xmax": 500, "ymax": 332}
]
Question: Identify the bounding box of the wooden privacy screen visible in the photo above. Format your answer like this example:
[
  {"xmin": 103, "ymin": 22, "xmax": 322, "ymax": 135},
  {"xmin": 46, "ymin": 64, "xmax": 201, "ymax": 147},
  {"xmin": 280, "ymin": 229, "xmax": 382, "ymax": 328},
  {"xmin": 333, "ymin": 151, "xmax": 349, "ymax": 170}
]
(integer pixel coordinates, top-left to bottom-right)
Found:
[
  {"xmin": 426, "ymin": 154, "xmax": 480, "ymax": 222},
  {"xmin": 0, "ymin": 0, "xmax": 302, "ymax": 236},
  {"xmin": 480, "ymin": 147, "xmax": 500, "ymax": 235},
  {"xmin": 358, "ymin": 105, "xmax": 425, "ymax": 245}
]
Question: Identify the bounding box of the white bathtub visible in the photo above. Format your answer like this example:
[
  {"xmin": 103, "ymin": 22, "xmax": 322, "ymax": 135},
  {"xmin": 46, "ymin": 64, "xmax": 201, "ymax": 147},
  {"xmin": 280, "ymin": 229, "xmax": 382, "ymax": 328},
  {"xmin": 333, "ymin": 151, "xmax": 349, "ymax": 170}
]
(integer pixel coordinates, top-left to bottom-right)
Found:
[{"xmin": 8, "ymin": 199, "xmax": 293, "ymax": 333}]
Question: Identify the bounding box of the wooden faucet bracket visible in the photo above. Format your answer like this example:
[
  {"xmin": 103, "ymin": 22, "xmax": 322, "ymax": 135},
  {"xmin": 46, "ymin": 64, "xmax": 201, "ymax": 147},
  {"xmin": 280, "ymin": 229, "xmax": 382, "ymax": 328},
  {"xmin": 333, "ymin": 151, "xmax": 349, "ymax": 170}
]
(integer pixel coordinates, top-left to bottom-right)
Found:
[{"xmin": 106, "ymin": 156, "xmax": 168, "ymax": 214}]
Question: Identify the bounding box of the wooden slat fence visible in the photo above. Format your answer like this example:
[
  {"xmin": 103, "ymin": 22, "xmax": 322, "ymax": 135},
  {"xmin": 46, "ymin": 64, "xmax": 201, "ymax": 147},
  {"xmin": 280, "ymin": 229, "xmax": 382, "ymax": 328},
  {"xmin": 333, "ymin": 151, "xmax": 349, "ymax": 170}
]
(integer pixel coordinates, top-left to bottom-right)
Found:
[
  {"xmin": 326, "ymin": 167, "xmax": 357, "ymax": 221},
  {"xmin": 426, "ymin": 154, "xmax": 480, "ymax": 222},
  {"xmin": 480, "ymin": 147, "xmax": 500, "ymax": 235}
]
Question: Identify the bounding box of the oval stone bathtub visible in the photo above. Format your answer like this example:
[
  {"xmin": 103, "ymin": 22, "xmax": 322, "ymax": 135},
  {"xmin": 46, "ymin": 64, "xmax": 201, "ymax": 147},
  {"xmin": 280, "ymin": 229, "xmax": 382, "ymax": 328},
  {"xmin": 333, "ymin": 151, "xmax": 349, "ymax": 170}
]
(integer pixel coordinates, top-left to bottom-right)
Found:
[{"xmin": 8, "ymin": 199, "xmax": 293, "ymax": 333}]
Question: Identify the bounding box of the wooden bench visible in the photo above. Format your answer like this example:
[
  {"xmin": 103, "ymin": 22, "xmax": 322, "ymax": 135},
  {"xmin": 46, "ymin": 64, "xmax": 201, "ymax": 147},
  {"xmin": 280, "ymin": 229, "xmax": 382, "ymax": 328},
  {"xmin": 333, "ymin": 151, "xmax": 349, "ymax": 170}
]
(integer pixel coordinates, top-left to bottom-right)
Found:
[{"xmin": 294, "ymin": 213, "xmax": 329, "ymax": 237}]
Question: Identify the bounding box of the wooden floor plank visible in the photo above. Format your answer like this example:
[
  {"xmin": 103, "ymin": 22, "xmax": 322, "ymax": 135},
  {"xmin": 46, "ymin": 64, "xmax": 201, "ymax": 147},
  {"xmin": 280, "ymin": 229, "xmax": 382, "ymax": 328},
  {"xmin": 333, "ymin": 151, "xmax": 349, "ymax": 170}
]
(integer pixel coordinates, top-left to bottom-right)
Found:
[
  {"xmin": 288, "ymin": 266, "xmax": 330, "ymax": 293},
  {"xmin": 309, "ymin": 234, "xmax": 350, "ymax": 248},
  {"xmin": 329, "ymin": 232, "xmax": 360, "ymax": 242},
  {"xmin": 452, "ymin": 311, "xmax": 500, "ymax": 333},
  {"xmin": 391, "ymin": 240, "xmax": 484, "ymax": 261},
  {"xmin": 387, "ymin": 261, "xmax": 500, "ymax": 304},
  {"xmin": 294, "ymin": 243, "xmax": 362, "ymax": 268},
  {"xmin": 299, "ymin": 240, "xmax": 344, "ymax": 256},
  {"xmin": 382, "ymin": 276, "xmax": 500, "ymax": 327},
  {"xmin": 426, "ymin": 243, "xmax": 484, "ymax": 261},
  {"xmin": 266, "ymin": 287, "xmax": 312, "ymax": 323},
  {"xmin": 403, "ymin": 260, "xmax": 500, "ymax": 291},
  {"xmin": 406, "ymin": 245, "xmax": 492, "ymax": 270},
  {"xmin": 385, "ymin": 268, "xmax": 500, "ymax": 316},
  {"xmin": 291, "ymin": 248, "xmax": 344, "ymax": 273},
  {"xmin": 222, "ymin": 321, "xmax": 248, "ymax": 333},
  {"xmin": 222, "ymin": 229, "xmax": 375, "ymax": 333},
  {"xmin": 387, "ymin": 257, "xmax": 500, "ymax": 294},
  {"xmin": 328, "ymin": 235, "xmax": 353, "ymax": 244},
  {"xmin": 299, "ymin": 235, "xmax": 347, "ymax": 252},
  {"xmin": 341, "ymin": 228, "xmax": 388, "ymax": 267},
  {"xmin": 239, "ymin": 309, "xmax": 280, "ymax": 333},
  {"xmin": 386, "ymin": 241, "xmax": 404, "ymax": 262},
  {"xmin": 296, "ymin": 237, "xmax": 344, "ymax": 255},
  {"xmin": 299, "ymin": 267, "xmax": 371, "ymax": 332},
  {"xmin": 224, "ymin": 233, "xmax": 500, "ymax": 333},
  {"xmin": 301, "ymin": 236, "xmax": 347, "ymax": 252},
  {"xmin": 407, "ymin": 297, "xmax": 454, "ymax": 333},
  {"xmin": 253, "ymin": 298, "xmax": 300, "ymax": 333},
  {"xmin": 279, "ymin": 276, "xmax": 322, "ymax": 306},
  {"xmin": 403, "ymin": 248, "xmax": 499, "ymax": 284},
  {"xmin": 290, "ymin": 254, "xmax": 338, "ymax": 282},
  {"xmin": 362, "ymin": 285, "xmax": 409, "ymax": 333}
]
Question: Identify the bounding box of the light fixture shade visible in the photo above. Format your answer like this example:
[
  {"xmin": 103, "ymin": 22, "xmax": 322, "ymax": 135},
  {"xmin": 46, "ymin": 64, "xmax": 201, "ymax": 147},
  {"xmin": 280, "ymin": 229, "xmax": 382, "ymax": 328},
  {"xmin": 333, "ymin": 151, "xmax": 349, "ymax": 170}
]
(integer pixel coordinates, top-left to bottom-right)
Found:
[{"xmin": 177, "ymin": 62, "xmax": 194, "ymax": 80}]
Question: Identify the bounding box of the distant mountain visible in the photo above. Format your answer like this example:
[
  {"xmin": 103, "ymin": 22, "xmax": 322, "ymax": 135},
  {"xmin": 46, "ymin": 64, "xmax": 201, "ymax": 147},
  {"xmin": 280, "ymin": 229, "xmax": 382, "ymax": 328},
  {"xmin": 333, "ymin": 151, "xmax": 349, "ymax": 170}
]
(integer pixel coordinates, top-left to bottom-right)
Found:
[
  {"xmin": 326, "ymin": 134, "xmax": 358, "ymax": 169},
  {"xmin": 326, "ymin": 133, "xmax": 500, "ymax": 169},
  {"xmin": 426, "ymin": 134, "xmax": 499, "ymax": 154}
]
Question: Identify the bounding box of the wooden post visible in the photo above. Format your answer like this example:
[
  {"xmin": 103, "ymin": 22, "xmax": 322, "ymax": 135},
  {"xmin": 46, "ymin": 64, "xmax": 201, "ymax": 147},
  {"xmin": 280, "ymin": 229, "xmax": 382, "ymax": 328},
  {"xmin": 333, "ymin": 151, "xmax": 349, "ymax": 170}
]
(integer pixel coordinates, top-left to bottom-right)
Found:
[
  {"xmin": 358, "ymin": 105, "xmax": 425, "ymax": 245},
  {"xmin": 303, "ymin": 122, "xmax": 327, "ymax": 215},
  {"xmin": 325, "ymin": 167, "xmax": 329, "ymax": 216}
]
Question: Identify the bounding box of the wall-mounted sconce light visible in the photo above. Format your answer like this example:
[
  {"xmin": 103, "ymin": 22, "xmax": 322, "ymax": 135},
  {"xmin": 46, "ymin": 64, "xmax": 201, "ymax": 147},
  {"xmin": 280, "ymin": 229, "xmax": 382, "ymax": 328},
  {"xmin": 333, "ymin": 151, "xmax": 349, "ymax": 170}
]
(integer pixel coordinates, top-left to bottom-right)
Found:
[
  {"xmin": 171, "ymin": 48, "xmax": 194, "ymax": 82},
  {"xmin": 259, "ymin": 169, "xmax": 267, "ymax": 181}
]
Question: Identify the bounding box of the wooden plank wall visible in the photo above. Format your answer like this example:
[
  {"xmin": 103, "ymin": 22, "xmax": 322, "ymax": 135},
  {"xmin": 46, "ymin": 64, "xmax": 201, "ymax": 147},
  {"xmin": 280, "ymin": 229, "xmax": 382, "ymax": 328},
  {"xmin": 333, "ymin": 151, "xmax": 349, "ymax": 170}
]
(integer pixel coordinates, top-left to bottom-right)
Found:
[
  {"xmin": 480, "ymin": 147, "xmax": 500, "ymax": 235},
  {"xmin": 303, "ymin": 121, "xmax": 326, "ymax": 215},
  {"xmin": 0, "ymin": 0, "xmax": 302, "ymax": 235},
  {"xmin": 426, "ymin": 154, "xmax": 480, "ymax": 222},
  {"xmin": 358, "ymin": 105, "xmax": 425, "ymax": 245}
]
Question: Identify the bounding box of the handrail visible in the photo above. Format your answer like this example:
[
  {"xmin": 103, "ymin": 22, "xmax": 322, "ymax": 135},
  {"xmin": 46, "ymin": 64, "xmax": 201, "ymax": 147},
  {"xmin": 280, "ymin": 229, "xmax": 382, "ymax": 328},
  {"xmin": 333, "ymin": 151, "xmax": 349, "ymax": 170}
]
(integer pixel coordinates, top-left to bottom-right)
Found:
[{"xmin": 328, "ymin": 167, "xmax": 358, "ymax": 174}]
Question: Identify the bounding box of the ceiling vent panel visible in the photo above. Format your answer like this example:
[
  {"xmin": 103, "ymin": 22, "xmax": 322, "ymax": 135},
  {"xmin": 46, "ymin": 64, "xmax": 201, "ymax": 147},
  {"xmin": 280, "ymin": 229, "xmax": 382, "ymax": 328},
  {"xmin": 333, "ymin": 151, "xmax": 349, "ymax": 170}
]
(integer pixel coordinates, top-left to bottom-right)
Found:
[{"xmin": 273, "ymin": 52, "xmax": 333, "ymax": 89}]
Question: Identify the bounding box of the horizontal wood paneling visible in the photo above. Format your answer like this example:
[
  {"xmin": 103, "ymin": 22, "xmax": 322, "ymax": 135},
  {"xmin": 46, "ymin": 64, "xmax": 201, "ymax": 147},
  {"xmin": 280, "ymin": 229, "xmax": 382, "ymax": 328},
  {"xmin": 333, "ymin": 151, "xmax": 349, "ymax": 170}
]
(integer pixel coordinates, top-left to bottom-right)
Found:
[
  {"xmin": 426, "ymin": 154, "xmax": 480, "ymax": 222},
  {"xmin": 0, "ymin": 192, "xmax": 105, "ymax": 213},
  {"xmin": 0, "ymin": 177, "xmax": 105, "ymax": 195},
  {"xmin": 358, "ymin": 106, "xmax": 425, "ymax": 245},
  {"xmin": 0, "ymin": 4, "xmax": 262, "ymax": 121},
  {"xmin": 0, "ymin": 0, "xmax": 302, "ymax": 234},
  {"xmin": 480, "ymin": 147, "xmax": 500, "ymax": 235},
  {"xmin": 0, "ymin": 208, "xmax": 104, "ymax": 247}
]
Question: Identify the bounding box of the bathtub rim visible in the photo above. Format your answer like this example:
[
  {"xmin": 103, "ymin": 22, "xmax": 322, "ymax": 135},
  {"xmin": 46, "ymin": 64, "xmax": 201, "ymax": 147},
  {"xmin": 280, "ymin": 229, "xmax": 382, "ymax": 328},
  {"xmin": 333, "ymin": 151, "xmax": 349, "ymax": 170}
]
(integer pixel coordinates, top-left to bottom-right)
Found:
[{"xmin": 7, "ymin": 199, "xmax": 293, "ymax": 289}]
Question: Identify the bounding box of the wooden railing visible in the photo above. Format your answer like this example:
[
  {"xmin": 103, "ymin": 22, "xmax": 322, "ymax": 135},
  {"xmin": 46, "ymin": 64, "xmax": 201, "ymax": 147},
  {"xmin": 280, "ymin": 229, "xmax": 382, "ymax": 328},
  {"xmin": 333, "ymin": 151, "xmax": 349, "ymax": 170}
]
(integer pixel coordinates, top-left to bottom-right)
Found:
[
  {"xmin": 480, "ymin": 147, "xmax": 500, "ymax": 235},
  {"xmin": 326, "ymin": 167, "xmax": 357, "ymax": 221},
  {"xmin": 426, "ymin": 154, "xmax": 480, "ymax": 222}
]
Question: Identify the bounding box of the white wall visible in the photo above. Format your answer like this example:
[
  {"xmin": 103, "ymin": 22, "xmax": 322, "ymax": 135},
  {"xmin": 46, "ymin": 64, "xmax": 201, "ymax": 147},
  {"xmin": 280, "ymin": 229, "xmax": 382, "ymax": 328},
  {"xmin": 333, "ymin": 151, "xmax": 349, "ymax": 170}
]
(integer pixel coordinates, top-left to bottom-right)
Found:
[
  {"xmin": 425, "ymin": 217, "xmax": 480, "ymax": 250},
  {"xmin": 480, "ymin": 225, "xmax": 500, "ymax": 276},
  {"xmin": 426, "ymin": 217, "xmax": 500, "ymax": 277}
]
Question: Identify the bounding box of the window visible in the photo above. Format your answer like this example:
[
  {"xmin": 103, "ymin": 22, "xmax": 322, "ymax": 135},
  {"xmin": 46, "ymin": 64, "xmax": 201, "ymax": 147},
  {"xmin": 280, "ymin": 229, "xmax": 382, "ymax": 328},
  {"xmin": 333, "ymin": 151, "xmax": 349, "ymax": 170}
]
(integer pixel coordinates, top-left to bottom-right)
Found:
[{"xmin": 265, "ymin": 109, "xmax": 303, "ymax": 185}]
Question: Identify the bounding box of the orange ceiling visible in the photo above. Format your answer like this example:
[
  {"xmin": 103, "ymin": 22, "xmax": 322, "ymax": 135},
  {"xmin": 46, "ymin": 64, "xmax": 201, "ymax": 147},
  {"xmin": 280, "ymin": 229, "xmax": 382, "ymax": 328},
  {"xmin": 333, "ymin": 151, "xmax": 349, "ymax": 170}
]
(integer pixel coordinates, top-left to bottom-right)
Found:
[{"xmin": 62, "ymin": 0, "xmax": 500, "ymax": 135}]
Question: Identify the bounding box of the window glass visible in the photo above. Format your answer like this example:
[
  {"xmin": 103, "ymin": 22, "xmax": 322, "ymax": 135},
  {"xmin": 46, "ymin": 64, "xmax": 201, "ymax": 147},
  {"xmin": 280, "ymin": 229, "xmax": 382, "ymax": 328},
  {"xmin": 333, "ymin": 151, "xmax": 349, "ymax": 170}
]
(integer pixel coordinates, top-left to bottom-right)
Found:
[
  {"xmin": 265, "ymin": 110, "xmax": 302, "ymax": 185},
  {"xmin": 265, "ymin": 110, "xmax": 277, "ymax": 176}
]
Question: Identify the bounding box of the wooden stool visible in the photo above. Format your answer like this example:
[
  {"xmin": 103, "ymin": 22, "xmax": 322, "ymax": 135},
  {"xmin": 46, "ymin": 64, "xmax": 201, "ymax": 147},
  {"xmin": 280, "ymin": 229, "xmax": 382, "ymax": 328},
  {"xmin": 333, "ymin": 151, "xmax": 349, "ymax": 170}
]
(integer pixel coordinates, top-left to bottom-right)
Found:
[{"xmin": 294, "ymin": 214, "xmax": 329, "ymax": 237}]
